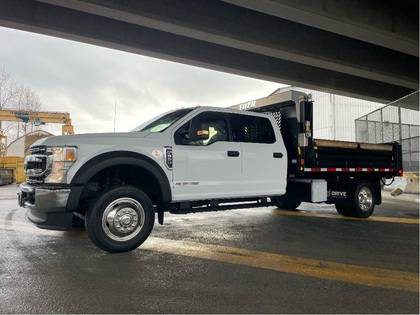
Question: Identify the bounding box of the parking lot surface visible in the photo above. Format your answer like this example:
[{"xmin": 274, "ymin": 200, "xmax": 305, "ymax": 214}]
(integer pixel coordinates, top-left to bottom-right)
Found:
[{"xmin": 0, "ymin": 185, "xmax": 418, "ymax": 313}]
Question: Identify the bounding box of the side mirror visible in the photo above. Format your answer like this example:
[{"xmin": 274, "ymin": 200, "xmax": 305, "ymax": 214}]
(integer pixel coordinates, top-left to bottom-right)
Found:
[{"xmin": 189, "ymin": 118, "xmax": 210, "ymax": 141}]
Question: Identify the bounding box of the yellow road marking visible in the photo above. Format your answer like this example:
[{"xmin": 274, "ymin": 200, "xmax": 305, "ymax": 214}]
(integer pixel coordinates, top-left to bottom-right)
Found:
[
  {"xmin": 273, "ymin": 209, "xmax": 420, "ymax": 225},
  {"xmin": 1, "ymin": 219, "xmax": 418, "ymax": 292},
  {"xmin": 143, "ymin": 237, "xmax": 419, "ymax": 293}
]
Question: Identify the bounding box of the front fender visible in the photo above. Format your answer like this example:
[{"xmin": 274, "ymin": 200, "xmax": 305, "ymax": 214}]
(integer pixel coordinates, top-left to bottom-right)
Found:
[{"xmin": 66, "ymin": 151, "xmax": 172, "ymax": 213}]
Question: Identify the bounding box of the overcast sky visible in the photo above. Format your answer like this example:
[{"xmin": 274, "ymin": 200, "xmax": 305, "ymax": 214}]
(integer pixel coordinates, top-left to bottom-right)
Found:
[{"xmin": 0, "ymin": 26, "xmax": 285, "ymax": 134}]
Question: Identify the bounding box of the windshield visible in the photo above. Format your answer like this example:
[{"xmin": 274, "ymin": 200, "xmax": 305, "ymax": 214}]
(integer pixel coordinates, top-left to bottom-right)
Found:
[{"xmin": 137, "ymin": 108, "xmax": 194, "ymax": 133}]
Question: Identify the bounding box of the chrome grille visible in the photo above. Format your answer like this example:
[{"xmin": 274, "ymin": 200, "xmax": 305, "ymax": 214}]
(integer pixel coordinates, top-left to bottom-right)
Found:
[
  {"xmin": 24, "ymin": 155, "xmax": 48, "ymax": 176},
  {"xmin": 28, "ymin": 145, "xmax": 47, "ymax": 155},
  {"xmin": 25, "ymin": 146, "xmax": 51, "ymax": 183}
]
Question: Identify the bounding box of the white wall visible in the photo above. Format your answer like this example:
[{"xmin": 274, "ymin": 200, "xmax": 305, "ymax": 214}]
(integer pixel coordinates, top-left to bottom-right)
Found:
[
  {"xmin": 6, "ymin": 136, "xmax": 25, "ymax": 157},
  {"xmin": 292, "ymin": 88, "xmax": 384, "ymax": 141}
]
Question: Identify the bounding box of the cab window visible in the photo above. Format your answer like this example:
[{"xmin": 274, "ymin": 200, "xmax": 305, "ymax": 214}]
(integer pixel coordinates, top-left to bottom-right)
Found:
[
  {"xmin": 175, "ymin": 112, "xmax": 230, "ymax": 146},
  {"xmin": 139, "ymin": 108, "xmax": 193, "ymax": 133},
  {"xmin": 230, "ymin": 113, "xmax": 276, "ymax": 144}
]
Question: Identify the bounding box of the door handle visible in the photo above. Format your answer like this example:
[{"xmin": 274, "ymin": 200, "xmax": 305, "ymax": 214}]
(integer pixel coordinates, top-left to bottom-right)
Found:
[
  {"xmin": 227, "ymin": 150, "xmax": 240, "ymax": 157},
  {"xmin": 273, "ymin": 152, "xmax": 283, "ymax": 158}
]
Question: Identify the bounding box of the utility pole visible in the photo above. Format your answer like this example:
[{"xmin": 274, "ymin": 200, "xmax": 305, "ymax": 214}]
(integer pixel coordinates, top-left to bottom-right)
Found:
[
  {"xmin": 113, "ymin": 100, "xmax": 117, "ymax": 133},
  {"xmin": 330, "ymin": 93, "xmax": 336, "ymax": 140}
]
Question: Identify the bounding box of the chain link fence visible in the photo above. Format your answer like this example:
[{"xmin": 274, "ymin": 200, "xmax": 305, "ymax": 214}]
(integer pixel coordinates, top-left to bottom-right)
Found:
[{"xmin": 355, "ymin": 91, "xmax": 419, "ymax": 172}]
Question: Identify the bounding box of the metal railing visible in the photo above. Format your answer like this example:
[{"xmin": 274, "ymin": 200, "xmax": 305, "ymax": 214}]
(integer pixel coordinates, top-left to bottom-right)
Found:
[{"xmin": 355, "ymin": 91, "xmax": 419, "ymax": 172}]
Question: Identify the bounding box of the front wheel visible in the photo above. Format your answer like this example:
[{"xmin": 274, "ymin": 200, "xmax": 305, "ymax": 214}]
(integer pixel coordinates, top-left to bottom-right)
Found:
[{"xmin": 85, "ymin": 186, "xmax": 155, "ymax": 253}]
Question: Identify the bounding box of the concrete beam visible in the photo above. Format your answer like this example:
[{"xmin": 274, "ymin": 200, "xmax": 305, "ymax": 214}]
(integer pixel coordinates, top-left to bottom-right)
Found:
[
  {"xmin": 0, "ymin": 0, "xmax": 415, "ymax": 103},
  {"xmin": 36, "ymin": 0, "xmax": 418, "ymax": 90},
  {"xmin": 223, "ymin": 0, "xmax": 419, "ymax": 57}
]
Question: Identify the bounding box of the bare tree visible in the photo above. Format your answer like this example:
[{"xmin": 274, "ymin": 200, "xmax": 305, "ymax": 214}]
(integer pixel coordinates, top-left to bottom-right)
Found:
[
  {"xmin": 0, "ymin": 68, "xmax": 19, "ymax": 131},
  {"xmin": 14, "ymin": 85, "xmax": 42, "ymax": 136},
  {"xmin": 0, "ymin": 67, "xmax": 43, "ymax": 146}
]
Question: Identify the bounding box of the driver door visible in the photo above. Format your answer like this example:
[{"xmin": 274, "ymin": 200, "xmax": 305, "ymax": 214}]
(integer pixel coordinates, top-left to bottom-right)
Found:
[{"xmin": 171, "ymin": 111, "xmax": 242, "ymax": 201}]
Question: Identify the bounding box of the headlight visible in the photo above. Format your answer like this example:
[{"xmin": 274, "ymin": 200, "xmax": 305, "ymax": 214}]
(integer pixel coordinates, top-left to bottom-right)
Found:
[
  {"xmin": 45, "ymin": 147, "xmax": 77, "ymax": 183},
  {"xmin": 50, "ymin": 147, "xmax": 77, "ymax": 162}
]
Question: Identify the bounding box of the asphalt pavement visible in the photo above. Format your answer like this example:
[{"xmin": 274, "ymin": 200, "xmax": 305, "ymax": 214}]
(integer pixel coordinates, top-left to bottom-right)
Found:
[{"xmin": 0, "ymin": 185, "xmax": 418, "ymax": 313}]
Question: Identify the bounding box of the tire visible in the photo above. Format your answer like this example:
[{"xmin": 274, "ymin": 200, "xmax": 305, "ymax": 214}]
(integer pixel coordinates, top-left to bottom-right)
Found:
[
  {"xmin": 335, "ymin": 182, "xmax": 375, "ymax": 218},
  {"xmin": 275, "ymin": 197, "xmax": 301, "ymax": 211},
  {"xmin": 335, "ymin": 202, "xmax": 351, "ymax": 216},
  {"xmin": 85, "ymin": 185, "xmax": 155, "ymax": 253}
]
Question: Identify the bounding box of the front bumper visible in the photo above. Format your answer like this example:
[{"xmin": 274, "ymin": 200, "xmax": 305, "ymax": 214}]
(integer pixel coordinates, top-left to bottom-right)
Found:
[{"xmin": 18, "ymin": 183, "xmax": 73, "ymax": 230}]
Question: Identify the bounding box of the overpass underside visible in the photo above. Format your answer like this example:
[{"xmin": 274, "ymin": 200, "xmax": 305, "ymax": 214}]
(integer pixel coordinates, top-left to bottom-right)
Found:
[{"xmin": 0, "ymin": 0, "xmax": 418, "ymax": 104}]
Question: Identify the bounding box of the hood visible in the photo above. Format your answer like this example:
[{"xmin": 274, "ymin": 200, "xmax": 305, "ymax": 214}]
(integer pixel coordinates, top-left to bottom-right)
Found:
[{"xmin": 32, "ymin": 131, "xmax": 151, "ymax": 147}]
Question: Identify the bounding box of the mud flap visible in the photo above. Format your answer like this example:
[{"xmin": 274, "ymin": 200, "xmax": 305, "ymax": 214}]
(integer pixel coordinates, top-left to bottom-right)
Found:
[{"xmin": 158, "ymin": 209, "xmax": 164, "ymax": 225}]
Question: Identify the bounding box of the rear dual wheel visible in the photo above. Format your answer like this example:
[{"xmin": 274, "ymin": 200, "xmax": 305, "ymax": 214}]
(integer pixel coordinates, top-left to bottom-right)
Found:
[{"xmin": 335, "ymin": 182, "xmax": 375, "ymax": 218}]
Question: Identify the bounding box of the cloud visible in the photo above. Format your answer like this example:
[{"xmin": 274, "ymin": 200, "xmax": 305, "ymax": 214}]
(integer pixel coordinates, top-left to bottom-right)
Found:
[{"xmin": 0, "ymin": 26, "xmax": 285, "ymax": 134}]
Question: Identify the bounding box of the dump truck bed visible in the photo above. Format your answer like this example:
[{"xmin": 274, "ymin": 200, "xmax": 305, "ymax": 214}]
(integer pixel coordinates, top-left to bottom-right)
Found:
[
  {"xmin": 302, "ymin": 139, "xmax": 402, "ymax": 176},
  {"xmin": 231, "ymin": 89, "xmax": 403, "ymax": 178}
]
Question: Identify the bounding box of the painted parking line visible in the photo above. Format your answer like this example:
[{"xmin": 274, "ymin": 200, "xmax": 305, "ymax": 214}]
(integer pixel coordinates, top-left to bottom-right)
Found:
[
  {"xmin": 273, "ymin": 209, "xmax": 420, "ymax": 225},
  {"xmin": 1, "ymin": 219, "xmax": 418, "ymax": 292},
  {"xmin": 142, "ymin": 237, "xmax": 419, "ymax": 293}
]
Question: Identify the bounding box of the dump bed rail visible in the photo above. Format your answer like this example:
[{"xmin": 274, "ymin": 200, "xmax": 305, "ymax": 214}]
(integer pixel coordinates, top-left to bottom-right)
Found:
[{"xmin": 315, "ymin": 139, "xmax": 393, "ymax": 152}]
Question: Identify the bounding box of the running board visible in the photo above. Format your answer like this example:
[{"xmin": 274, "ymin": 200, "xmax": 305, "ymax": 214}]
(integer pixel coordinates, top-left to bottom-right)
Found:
[{"xmin": 169, "ymin": 199, "xmax": 277, "ymax": 214}]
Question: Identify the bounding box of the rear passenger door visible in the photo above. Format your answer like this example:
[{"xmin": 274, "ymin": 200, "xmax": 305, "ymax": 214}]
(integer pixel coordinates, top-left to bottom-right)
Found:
[{"xmin": 230, "ymin": 113, "xmax": 287, "ymax": 197}]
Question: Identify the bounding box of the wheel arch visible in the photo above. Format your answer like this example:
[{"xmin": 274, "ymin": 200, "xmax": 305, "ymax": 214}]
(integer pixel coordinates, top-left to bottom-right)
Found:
[{"xmin": 66, "ymin": 151, "xmax": 172, "ymax": 213}]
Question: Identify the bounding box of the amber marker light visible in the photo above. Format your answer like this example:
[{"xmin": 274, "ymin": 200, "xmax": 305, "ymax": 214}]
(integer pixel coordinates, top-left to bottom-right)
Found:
[{"xmin": 65, "ymin": 147, "xmax": 77, "ymax": 161}]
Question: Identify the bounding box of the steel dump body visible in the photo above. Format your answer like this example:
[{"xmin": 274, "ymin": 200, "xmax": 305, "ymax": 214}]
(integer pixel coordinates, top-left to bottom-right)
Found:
[
  {"xmin": 231, "ymin": 89, "xmax": 403, "ymax": 179},
  {"xmin": 308, "ymin": 139, "xmax": 401, "ymax": 174}
]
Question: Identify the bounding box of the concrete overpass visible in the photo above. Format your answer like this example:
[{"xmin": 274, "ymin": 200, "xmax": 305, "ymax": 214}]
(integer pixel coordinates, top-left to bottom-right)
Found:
[{"xmin": 0, "ymin": 0, "xmax": 418, "ymax": 104}]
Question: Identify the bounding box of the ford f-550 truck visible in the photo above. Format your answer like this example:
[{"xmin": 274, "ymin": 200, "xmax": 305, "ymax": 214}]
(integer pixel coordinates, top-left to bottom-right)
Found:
[{"xmin": 18, "ymin": 90, "xmax": 402, "ymax": 252}]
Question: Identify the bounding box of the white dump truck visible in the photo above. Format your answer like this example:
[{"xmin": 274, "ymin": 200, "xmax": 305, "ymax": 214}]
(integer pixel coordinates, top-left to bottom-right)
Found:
[{"xmin": 18, "ymin": 90, "xmax": 402, "ymax": 252}]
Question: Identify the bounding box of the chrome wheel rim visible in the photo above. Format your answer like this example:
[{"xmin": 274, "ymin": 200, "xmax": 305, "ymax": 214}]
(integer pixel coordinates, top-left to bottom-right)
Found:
[
  {"xmin": 102, "ymin": 197, "xmax": 145, "ymax": 242},
  {"xmin": 358, "ymin": 187, "xmax": 373, "ymax": 211}
]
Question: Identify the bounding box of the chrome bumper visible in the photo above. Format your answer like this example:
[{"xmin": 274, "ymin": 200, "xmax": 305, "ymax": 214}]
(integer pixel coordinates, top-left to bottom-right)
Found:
[
  {"xmin": 18, "ymin": 183, "xmax": 73, "ymax": 230},
  {"xmin": 18, "ymin": 183, "xmax": 71, "ymax": 211}
]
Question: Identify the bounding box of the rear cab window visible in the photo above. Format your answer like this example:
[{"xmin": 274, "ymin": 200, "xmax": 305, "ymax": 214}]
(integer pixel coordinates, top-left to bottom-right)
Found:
[{"xmin": 230, "ymin": 113, "xmax": 276, "ymax": 144}]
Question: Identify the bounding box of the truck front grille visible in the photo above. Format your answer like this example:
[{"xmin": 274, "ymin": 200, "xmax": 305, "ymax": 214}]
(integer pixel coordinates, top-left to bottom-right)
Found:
[
  {"xmin": 28, "ymin": 145, "xmax": 47, "ymax": 155},
  {"xmin": 25, "ymin": 146, "xmax": 51, "ymax": 183}
]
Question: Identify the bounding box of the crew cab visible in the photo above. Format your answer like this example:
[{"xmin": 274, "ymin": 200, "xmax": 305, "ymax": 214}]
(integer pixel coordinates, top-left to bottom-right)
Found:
[{"xmin": 18, "ymin": 90, "xmax": 402, "ymax": 252}]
